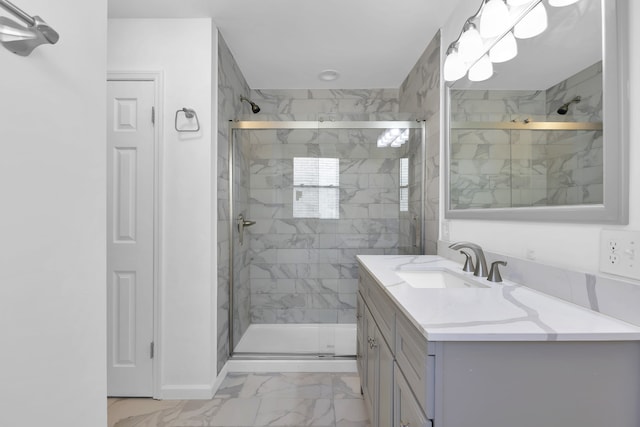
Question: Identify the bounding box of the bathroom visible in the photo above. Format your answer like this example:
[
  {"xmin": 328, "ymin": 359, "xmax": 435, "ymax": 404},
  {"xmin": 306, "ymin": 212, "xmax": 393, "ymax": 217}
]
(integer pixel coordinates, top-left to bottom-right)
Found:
[{"xmin": 1, "ymin": 0, "xmax": 640, "ymax": 426}]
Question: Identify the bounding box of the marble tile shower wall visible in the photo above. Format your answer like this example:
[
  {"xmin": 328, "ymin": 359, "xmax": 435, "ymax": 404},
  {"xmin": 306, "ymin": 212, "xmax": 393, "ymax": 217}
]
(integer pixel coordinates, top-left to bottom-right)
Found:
[
  {"xmin": 449, "ymin": 61, "xmax": 603, "ymax": 209},
  {"xmin": 545, "ymin": 62, "xmax": 603, "ymax": 205},
  {"xmin": 247, "ymin": 127, "xmax": 407, "ymax": 324},
  {"xmin": 217, "ymin": 33, "xmax": 251, "ymax": 372},
  {"xmin": 450, "ymin": 90, "xmax": 548, "ymax": 208},
  {"xmin": 399, "ymin": 30, "xmax": 440, "ymax": 255}
]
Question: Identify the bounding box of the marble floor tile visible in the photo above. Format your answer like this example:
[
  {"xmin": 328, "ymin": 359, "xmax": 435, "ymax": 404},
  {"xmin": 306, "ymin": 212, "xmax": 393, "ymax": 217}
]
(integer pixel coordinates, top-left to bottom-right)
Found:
[
  {"xmin": 108, "ymin": 371, "xmax": 370, "ymax": 427},
  {"xmin": 108, "ymin": 398, "xmax": 184, "ymax": 427},
  {"xmin": 238, "ymin": 372, "xmax": 333, "ymax": 399},
  {"xmin": 334, "ymin": 399, "xmax": 369, "ymax": 427},
  {"xmin": 331, "ymin": 373, "xmax": 362, "ymax": 399},
  {"xmin": 254, "ymin": 398, "xmax": 334, "ymax": 426},
  {"xmin": 169, "ymin": 397, "xmax": 261, "ymax": 427}
]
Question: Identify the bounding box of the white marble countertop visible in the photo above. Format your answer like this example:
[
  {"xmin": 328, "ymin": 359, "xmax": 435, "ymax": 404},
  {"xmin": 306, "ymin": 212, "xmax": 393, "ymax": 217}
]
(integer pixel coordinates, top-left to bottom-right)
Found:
[{"xmin": 357, "ymin": 255, "xmax": 640, "ymax": 342}]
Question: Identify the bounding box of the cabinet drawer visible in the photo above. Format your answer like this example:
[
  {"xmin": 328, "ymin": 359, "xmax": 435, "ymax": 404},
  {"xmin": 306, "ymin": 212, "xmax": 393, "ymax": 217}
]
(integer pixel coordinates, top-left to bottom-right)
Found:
[
  {"xmin": 395, "ymin": 312, "xmax": 434, "ymax": 419},
  {"xmin": 395, "ymin": 364, "xmax": 432, "ymax": 427},
  {"xmin": 360, "ymin": 267, "xmax": 395, "ymax": 346},
  {"xmin": 367, "ymin": 281, "xmax": 395, "ymax": 346}
]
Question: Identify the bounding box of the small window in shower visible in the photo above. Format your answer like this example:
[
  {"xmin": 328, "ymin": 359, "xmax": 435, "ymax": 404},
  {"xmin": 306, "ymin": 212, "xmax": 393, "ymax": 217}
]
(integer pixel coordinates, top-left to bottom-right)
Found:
[
  {"xmin": 293, "ymin": 157, "xmax": 339, "ymax": 219},
  {"xmin": 400, "ymin": 157, "xmax": 409, "ymax": 212}
]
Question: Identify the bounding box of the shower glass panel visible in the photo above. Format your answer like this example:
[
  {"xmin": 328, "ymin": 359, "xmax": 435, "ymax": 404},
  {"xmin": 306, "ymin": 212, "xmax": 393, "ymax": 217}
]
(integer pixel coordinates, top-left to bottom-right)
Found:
[{"xmin": 229, "ymin": 121, "xmax": 424, "ymax": 357}]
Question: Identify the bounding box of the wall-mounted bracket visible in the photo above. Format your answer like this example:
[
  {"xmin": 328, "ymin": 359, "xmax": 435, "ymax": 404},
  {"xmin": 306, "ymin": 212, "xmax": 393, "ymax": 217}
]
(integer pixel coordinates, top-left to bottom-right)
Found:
[{"xmin": 0, "ymin": 0, "xmax": 59, "ymax": 56}]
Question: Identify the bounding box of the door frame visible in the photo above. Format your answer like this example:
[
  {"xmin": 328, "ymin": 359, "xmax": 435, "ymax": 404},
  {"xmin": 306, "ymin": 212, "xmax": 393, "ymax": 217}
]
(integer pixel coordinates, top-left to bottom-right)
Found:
[{"xmin": 107, "ymin": 71, "xmax": 164, "ymax": 399}]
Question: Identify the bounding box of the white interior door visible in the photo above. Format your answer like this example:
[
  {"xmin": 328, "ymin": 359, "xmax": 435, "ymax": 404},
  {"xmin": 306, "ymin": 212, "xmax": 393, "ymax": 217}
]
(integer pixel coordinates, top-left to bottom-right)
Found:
[{"xmin": 107, "ymin": 80, "xmax": 155, "ymax": 397}]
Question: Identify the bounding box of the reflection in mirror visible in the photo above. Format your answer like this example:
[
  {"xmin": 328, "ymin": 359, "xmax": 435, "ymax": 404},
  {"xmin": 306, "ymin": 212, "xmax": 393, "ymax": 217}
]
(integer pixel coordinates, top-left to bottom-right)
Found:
[
  {"xmin": 444, "ymin": 0, "xmax": 628, "ymax": 223},
  {"xmin": 449, "ymin": 60, "xmax": 603, "ymax": 209}
]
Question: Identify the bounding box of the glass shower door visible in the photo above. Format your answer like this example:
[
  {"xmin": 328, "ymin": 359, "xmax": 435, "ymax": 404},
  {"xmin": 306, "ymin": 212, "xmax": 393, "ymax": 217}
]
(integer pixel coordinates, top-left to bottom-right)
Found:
[{"xmin": 229, "ymin": 121, "xmax": 423, "ymax": 357}]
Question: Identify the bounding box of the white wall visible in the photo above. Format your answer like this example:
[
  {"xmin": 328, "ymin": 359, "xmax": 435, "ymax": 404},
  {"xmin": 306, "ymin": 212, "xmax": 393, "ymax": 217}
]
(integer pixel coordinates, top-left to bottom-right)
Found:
[
  {"xmin": 108, "ymin": 19, "xmax": 217, "ymax": 397},
  {"xmin": 440, "ymin": 1, "xmax": 639, "ymax": 273},
  {"xmin": 0, "ymin": 0, "xmax": 107, "ymax": 425}
]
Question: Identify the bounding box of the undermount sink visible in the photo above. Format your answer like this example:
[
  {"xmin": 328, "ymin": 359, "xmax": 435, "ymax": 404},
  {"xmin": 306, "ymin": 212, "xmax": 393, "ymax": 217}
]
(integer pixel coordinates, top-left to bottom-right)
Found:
[{"xmin": 395, "ymin": 269, "xmax": 489, "ymax": 289}]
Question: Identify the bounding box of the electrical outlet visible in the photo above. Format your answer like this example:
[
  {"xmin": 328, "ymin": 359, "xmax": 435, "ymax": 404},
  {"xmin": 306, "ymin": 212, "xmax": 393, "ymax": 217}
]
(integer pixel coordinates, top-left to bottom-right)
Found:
[{"xmin": 600, "ymin": 230, "xmax": 640, "ymax": 280}]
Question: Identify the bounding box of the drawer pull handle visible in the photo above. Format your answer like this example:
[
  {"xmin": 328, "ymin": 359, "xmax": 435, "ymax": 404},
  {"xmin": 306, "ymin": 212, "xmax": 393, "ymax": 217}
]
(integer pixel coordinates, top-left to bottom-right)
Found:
[{"xmin": 400, "ymin": 421, "xmax": 411, "ymax": 427}]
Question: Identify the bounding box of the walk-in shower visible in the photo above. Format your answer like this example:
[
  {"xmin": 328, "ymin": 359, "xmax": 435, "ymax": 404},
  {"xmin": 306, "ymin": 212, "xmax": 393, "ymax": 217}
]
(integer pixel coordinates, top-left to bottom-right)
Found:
[{"xmin": 228, "ymin": 120, "xmax": 425, "ymax": 358}]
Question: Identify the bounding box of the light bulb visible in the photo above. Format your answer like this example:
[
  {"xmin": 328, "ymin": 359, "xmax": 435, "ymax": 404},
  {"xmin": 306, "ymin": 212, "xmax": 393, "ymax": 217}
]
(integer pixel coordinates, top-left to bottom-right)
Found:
[
  {"xmin": 480, "ymin": 0, "xmax": 511, "ymax": 38},
  {"xmin": 514, "ymin": 2, "xmax": 548, "ymax": 39},
  {"xmin": 506, "ymin": 0, "xmax": 534, "ymax": 5},
  {"xmin": 458, "ymin": 24, "xmax": 484, "ymax": 63},
  {"xmin": 548, "ymin": 0, "xmax": 579, "ymax": 6},
  {"xmin": 444, "ymin": 50, "xmax": 467, "ymax": 81},
  {"xmin": 489, "ymin": 31, "xmax": 518, "ymax": 63},
  {"xmin": 468, "ymin": 54, "xmax": 494, "ymax": 82}
]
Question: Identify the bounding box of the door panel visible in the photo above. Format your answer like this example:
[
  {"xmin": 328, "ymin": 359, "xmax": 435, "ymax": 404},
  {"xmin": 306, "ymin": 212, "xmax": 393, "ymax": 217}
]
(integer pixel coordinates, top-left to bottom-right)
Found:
[{"xmin": 107, "ymin": 80, "xmax": 155, "ymax": 397}]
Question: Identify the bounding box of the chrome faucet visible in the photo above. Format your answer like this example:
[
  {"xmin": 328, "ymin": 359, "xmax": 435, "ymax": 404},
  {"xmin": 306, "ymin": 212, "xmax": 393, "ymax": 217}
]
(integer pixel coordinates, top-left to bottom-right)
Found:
[{"xmin": 449, "ymin": 241, "xmax": 488, "ymax": 277}]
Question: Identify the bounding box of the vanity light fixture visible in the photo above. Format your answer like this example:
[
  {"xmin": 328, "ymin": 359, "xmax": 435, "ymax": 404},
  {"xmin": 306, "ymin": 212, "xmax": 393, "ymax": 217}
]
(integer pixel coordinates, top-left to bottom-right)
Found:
[
  {"xmin": 479, "ymin": 0, "xmax": 511, "ymax": 38},
  {"xmin": 513, "ymin": 2, "xmax": 548, "ymax": 39},
  {"xmin": 443, "ymin": 0, "xmax": 581, "ymax": 83},
  {"xmin": 548, "ymin": 0, "xmax": 580, "ymax": 6}
]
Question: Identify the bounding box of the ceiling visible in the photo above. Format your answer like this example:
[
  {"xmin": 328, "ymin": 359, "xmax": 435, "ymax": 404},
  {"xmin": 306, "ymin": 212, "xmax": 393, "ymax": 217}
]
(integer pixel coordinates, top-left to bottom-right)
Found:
[{"xmin": 107, "ymin": 0, "xmax": 463, "ymax": 89}]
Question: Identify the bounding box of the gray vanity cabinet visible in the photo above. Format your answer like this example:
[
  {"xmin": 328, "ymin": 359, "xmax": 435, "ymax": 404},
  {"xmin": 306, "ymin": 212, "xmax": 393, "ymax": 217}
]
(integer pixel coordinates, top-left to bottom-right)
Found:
[
  {"xmin": 358, "ymin": 259, "xmax": 640, "ymax": 427},
  {"xmin": 362, "ymin": 303, "xmax": 394, "ymax": 427},
  {"xmin": 356, "ymin": 292, "xmax": 365, "ymax": 380},
  {"xmin": 359, "ymin": 268, "xmax": 428, "ymax": 427},
  {"xmin": 395, "ymin": 365, "xmax": 431, "ymax": 427}
]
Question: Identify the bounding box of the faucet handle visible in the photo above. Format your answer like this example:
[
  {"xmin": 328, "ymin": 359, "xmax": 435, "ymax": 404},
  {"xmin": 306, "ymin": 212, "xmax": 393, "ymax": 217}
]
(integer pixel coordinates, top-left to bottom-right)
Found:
[
  {"xmin": 487, "ymin": 261, "xmax": 507, "ymax": 282},
  {"xmin": 459, "ymin": 250, "xmax": 475, "ymax": 273}
]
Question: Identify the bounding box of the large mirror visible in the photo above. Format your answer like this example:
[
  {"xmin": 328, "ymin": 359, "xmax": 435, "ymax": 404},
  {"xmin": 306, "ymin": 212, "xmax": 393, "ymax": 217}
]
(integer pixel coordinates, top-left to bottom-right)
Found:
[{"xmin": 444, "ymin": 0, "xmax": 629, "ymax": 223}]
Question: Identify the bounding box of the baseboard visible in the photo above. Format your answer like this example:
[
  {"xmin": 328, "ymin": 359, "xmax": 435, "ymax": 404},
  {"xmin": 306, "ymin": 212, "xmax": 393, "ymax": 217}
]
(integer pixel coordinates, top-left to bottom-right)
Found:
[
  {"xmin": 210, "ymin": 363, "xmax": 230, "ymax": 397},
  {"xmin": 159, "ymin": 384, "xmax": 214, "ymax": 400}
]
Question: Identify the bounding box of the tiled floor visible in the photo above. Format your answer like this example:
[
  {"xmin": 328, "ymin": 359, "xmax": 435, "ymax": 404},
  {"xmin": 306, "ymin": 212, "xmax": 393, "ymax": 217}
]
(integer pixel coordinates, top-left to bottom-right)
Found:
[{"xmin": 108, "ymin": 372, "xmax": 370, "ymax": 427}]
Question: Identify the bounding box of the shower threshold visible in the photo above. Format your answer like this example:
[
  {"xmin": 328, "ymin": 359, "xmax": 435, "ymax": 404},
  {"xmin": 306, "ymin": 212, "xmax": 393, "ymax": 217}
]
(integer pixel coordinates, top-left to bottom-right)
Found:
[{"xmin": 233, "ymin": 323, "xmax": 356, "ymax": 357}]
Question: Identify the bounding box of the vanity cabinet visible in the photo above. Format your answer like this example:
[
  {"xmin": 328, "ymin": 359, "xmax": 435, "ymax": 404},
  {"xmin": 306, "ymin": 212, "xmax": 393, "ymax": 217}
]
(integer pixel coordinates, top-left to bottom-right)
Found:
[
  {"xmin": 359, "ymin": 267, "xmax": 429, "ymax": 427},
  {"xmin": 395, "ymin": 364, "xmax": 431, "ymax": 427},
  {"xmin": 358, "ymin": 256, "xmax": 640, "ymax": 427},
  {"xmin": 361, "ymin": 302, "xmax": 394, "ymax": 427}
]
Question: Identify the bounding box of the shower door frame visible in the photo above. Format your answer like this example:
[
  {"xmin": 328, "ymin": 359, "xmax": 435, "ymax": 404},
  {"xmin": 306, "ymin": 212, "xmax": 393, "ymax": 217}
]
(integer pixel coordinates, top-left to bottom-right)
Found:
[{"xmin": 228, "ymin": 120, "xmax": 426, "ymax": 358}]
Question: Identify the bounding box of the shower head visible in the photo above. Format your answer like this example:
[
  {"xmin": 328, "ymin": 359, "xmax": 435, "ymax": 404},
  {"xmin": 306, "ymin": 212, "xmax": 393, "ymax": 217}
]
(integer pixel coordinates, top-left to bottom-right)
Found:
[
  {"xmin": 240, "ymin": 95, "xmax": 261, "ymax": 114},
  {"xmin": 557, "ymin": 96, "xmax": 581, "ymax": 115}
]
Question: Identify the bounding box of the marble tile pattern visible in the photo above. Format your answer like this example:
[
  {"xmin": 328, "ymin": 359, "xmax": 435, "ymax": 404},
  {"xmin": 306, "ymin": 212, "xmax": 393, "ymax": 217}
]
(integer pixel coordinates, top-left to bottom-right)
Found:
[
  {"xmin": 246, "ymin": 126, "xmax": 415, "ymax": 325},
  {"xmin": 360, "ymin": 253, "xmax": 640, "ymax": 341},
  {"xmin": 545, "ymin": 61, "xmax": 603, "ymax": 205},
  {"xmin": 218, "ymin": 32, "xmax": 252, "ymax": 372},
  {"xmin": 108, "ymin": 372, "xmax": 369, "ymax": 427},
  {"xmin": 449, "ymin": 61, "xmax": 603, "ymax": 209},
  {"xmin": 399, "ymin": 30, "xmax": 441, "ymax": 255},
  {"xmin": 438, "ymin": 240, "xmax": 640, "ymax": 328}
]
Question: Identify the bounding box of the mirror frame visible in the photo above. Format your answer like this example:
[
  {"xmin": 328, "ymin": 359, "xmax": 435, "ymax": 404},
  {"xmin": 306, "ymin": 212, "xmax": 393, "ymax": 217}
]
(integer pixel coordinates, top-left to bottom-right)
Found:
[{"xmin": 443, "ymin": 0, "xmax": 629, "ymax": 224}]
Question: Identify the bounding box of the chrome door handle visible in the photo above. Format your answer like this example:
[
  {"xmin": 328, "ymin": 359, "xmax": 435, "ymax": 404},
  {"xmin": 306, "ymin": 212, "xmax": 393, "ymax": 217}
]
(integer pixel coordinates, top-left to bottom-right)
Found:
[{"xmin": 236, "ymin": 214, "xmax": 256, "ymax": 246}]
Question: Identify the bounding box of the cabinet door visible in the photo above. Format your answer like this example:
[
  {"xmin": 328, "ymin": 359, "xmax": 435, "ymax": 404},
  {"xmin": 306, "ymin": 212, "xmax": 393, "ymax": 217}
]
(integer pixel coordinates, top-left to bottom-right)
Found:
[
  {"xmin": 378, "ymin": 334, "xmax": 394, "ymax": 427},
  {"xmin": 395, "ymin": 364, "xmax": 432, "ymax": 427},
  {"xmin": 363, "ymin": 306, "xmax": 377, "ymax": 418},
  {"xmin": 357, "ymin": 292, "xmax": 365, "ymax": 384}
]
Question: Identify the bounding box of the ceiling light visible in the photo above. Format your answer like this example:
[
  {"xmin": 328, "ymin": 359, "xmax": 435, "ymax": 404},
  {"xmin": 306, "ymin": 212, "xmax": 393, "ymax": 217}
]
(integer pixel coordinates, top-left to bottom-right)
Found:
[
  {"xmin": 480, "ymin": 0, "xmax": 511, "ymax": 38},
  {"xmin": 318, "ymin": 69, "xmax": 339, "ymax": 81},
  {"xmin": 489, "ymin": 31, "xmax": 518, "ymax": 63},
  {"xmin": 514, "ymin": 2, "xmax": 548, "ymax": 39},
  {"xmin": 548, "ymin": 0, "xmax": 580, "ymax": 6},
  {"xmin": 468, "ymin": 54, "xmax": 494, "ymax": 81}
]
